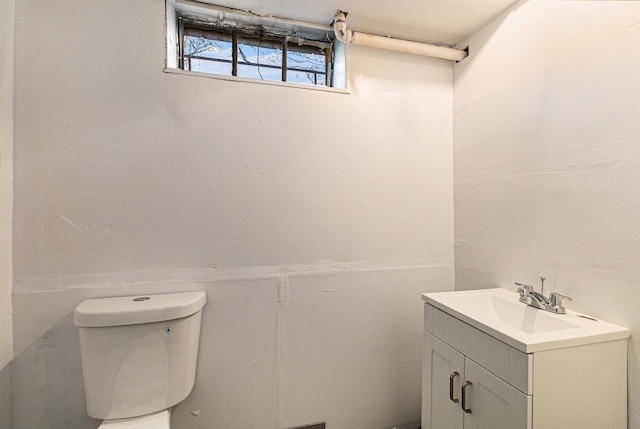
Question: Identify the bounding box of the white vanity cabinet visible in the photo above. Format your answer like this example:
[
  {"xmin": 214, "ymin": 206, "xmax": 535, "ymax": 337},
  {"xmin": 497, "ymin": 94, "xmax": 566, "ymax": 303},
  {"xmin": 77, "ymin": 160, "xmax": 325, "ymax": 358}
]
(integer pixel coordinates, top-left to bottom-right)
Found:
[
  {"xmin": 422, "ymin": 296, "xmax": 628, "ymax": 429},
  {"xmin": 423, "ymin": 332, "xmax": 530, "ymax": 429}
]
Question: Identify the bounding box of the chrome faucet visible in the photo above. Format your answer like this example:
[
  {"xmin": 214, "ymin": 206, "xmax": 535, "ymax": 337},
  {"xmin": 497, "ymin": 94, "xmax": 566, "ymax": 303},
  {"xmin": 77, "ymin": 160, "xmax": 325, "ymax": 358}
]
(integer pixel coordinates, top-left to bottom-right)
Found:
[{"xmin": 516, "ymin": 277, "xmax": 572, "ymax": 314}]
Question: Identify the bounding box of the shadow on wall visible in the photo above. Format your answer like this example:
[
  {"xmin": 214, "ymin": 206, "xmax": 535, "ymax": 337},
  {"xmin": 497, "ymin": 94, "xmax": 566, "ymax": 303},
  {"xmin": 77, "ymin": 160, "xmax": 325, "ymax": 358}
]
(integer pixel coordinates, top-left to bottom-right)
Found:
[
  {"xmin": 9, "ymin": 314, "xmax": 98, "ymax": 429},
  {"xmin": 629, "ymin": 339, "xmax": 640, "ymax": 427},
  {"xmin": 454, "ymin": 0, "xmax": 528, "ymax": 80},
  {"xmin": 0, "ymin": 361, "xmax": 11, "ymax": 429}
]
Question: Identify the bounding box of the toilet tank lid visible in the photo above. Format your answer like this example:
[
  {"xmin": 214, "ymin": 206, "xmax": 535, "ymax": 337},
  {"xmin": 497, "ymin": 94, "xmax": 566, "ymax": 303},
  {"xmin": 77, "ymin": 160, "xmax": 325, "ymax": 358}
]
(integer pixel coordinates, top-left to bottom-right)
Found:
[{"xmin": 73, "ymin": 291, "xmax": 206, "ymax": 327}]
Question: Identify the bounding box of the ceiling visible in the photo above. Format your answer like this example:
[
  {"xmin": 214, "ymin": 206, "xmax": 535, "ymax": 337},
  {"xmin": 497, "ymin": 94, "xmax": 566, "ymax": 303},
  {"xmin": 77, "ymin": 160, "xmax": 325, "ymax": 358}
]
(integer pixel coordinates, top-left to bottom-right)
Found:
[{"xmin": 196, "ymin": 0, "xmax": 523, "ymax": 46}]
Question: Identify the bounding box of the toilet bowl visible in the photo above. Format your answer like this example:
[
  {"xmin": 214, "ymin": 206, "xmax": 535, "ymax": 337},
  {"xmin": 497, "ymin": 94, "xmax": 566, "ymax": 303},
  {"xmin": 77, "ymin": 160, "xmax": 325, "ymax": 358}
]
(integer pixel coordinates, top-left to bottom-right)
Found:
[
  {"xmin": 98, "ymin": 410, "xmax": 170, "ymax": 429},
  {"xmin": 74, "ymin": 291, "xmax": 206, "ymax": 428}
]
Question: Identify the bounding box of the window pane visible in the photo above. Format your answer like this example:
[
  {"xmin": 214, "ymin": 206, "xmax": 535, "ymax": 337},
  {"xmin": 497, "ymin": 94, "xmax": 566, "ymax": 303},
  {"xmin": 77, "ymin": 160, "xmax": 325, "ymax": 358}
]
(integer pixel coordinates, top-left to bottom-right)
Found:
[
  {"xmin": 237, "ymin": 41, "xmax": 282, "ymax": 82},
  {"xmin": 183, "ymin": 35, "xmax": 233, "ymax": 75},
  {"xmin": 286, "ymin": 45, "xmax": 327, "ymax": 86}
]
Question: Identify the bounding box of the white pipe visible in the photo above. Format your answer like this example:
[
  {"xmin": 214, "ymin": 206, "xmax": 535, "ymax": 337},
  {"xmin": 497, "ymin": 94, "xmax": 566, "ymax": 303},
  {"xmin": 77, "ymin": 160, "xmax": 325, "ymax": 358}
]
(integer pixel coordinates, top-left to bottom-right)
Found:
[{"xmin": 333, "ymin": 11, "xmax": 468, "ymax": 62}]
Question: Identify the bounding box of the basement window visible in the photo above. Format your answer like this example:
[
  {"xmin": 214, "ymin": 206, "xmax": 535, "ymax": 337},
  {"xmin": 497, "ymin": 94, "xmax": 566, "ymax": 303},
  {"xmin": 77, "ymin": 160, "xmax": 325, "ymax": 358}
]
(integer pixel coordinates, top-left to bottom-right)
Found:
[{"xmin": 166, "ymin": 1, "xmax": 347, "ymax": 90}]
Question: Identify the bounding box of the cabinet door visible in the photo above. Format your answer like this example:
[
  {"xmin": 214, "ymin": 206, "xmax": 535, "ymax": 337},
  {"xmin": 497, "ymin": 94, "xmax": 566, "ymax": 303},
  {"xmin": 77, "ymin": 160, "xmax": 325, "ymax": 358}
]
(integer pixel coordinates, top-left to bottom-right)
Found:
[
  {"xmin": 462, "ymin": 359, "xmax": 531, "ymax": 429},
  {"xmin": 422, "ymin": 332, "xmax": 464, "ymax": 429}
]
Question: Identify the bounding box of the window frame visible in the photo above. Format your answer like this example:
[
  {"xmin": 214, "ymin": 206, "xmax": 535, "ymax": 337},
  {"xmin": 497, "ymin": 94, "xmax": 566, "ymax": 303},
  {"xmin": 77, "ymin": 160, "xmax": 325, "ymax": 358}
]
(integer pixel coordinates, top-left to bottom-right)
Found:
[{"xmin": 165, "ymin": 0, "xmax": 347, "ymax": 91}]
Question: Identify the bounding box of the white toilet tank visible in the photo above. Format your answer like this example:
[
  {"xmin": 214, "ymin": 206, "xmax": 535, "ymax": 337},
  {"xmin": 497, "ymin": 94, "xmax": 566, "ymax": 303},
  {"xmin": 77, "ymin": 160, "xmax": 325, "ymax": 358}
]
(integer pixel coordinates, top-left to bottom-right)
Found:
[{"xmin": 74, "ymin": 291, "xmax": 206, "ymax": 420}]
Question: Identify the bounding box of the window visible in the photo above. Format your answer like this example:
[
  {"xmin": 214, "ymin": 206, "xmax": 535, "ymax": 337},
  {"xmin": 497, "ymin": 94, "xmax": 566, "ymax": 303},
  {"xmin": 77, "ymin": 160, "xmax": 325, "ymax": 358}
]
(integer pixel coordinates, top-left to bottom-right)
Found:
[{"xmin": 166, "ymin": 1, "xmax": 347, "ymax": 89}]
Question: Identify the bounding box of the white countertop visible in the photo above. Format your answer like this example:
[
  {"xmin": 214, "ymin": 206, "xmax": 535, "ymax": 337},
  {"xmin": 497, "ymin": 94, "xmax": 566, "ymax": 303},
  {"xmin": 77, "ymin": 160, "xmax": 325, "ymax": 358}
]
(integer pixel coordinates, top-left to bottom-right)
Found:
[{"xmin": 423, "ymin": 287, "xmax": 630, "ymax": 353}]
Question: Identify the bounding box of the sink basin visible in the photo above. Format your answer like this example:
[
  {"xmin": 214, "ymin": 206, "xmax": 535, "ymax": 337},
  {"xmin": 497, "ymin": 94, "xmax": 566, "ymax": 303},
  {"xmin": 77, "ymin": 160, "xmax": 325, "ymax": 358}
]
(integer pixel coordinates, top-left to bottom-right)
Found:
[
  {"xmin": 423, "ymin": 288, "xmax": 629, "ymax": 352},
  {"xmin": 445, "ymin": 291, "xmax": 581, "ymax": 334}
]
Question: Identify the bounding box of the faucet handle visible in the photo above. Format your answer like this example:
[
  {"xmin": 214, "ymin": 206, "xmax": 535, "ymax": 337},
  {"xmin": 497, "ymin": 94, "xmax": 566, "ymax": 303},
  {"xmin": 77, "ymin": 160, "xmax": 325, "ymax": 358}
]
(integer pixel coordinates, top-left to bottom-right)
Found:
[
  {"xmin": 549, "ymin": 292, "xmax": 572, "ymax": 313},
  {"xmin": 515, "ymin": 282, "xmax": 533, "ymax": 294},
  {"xmin": 515, "ymin": 282, "xmax": 533, "ymax": 303}
]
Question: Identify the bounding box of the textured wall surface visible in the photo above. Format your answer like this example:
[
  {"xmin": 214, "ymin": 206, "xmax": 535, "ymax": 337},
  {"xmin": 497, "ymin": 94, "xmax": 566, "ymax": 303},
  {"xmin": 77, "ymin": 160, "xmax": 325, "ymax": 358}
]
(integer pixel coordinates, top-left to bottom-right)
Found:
[
  {"xmin": 454, "ymin": 1, "xmax": 640, "ymax": 427},
  {"xmin": 0, "ymin": 0, "xmax": 14, "ymax": 425},
  {"xmin": 0, "ymin": 0, "xmax": 14, "ymax": 369},
  {"xmin": 11, "ymin": 0, "xmax": 455, "ymax": 428}
]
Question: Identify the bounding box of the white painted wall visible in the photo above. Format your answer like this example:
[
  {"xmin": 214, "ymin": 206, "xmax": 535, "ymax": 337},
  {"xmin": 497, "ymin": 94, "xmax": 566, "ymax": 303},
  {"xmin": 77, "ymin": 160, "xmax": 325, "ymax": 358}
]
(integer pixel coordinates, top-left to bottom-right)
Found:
[
  {"xmin": 454, "ymin": 1, "xmax": 640, "ymax": 427},
  {"xmin": 0, "ymin": 0, "xmax": 14, "ymax": 372},
  {"xmin": 11, "ymin": 0, "xmax": 454, "ymax": 428},
  {"xmin": 0, "ymin": 0, "xmax": 14, "ymax": 425}
]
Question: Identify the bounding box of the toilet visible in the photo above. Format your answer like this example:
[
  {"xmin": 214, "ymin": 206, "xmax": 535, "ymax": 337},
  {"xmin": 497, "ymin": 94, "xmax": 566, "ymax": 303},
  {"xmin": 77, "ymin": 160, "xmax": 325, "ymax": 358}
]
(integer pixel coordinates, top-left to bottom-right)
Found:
[{"xmin": 74, "ymin": 291, "xmax": 206, "ymax": 428}]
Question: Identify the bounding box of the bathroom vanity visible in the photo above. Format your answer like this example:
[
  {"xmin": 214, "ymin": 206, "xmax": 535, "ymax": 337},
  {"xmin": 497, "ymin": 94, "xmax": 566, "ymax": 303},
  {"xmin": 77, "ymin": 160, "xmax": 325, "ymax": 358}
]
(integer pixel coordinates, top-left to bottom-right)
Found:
[{"xmin": 422, "ymin": 288, "xmax": 630, "ymax": 429}]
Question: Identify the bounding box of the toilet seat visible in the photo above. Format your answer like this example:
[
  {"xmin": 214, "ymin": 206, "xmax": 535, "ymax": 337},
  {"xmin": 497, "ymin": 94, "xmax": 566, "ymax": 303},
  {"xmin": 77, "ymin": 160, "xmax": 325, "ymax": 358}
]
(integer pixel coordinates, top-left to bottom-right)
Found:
[{"xmin": 98, "ymin": 410, "xmax": 170, "ymax": 428}]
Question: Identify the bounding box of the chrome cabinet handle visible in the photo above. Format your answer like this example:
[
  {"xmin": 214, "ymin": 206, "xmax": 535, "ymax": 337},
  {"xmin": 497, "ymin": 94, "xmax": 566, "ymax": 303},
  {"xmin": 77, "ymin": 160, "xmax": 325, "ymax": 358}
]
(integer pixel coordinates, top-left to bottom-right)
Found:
[
  {"xmin": 461, "ymin": 380, "xmax": 472, "ymax": 413},
  {"xmin": 449, "ymin": 371, "xmax": 459, "ymax": 403}
]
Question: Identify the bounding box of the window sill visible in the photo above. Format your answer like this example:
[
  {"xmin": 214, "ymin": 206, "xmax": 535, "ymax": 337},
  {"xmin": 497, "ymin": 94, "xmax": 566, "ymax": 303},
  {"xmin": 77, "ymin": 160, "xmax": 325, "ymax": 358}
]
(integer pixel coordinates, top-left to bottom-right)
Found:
[{"xmin": 163, "ymin": 67, "xmax": 350, "ymax": 95}]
